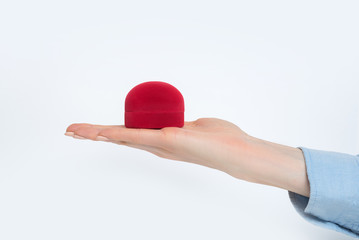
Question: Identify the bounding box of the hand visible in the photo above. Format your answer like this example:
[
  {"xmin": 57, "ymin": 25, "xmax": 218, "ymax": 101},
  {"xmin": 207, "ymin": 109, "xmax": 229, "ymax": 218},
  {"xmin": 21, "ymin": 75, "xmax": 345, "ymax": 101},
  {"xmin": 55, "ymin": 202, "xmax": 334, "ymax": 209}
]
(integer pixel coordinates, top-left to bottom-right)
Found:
[{"xmin": 65, "ymin": 117, "xmax": 310, "ymax": 197}]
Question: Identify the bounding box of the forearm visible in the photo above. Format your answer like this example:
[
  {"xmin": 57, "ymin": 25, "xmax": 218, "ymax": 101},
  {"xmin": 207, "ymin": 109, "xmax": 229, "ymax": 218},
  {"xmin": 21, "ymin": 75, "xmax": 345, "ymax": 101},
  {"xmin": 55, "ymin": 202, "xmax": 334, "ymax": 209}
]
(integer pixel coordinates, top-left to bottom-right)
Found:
[{"xmin": 226, "ymin": 135, "xmax": 310, "ymax": 197}]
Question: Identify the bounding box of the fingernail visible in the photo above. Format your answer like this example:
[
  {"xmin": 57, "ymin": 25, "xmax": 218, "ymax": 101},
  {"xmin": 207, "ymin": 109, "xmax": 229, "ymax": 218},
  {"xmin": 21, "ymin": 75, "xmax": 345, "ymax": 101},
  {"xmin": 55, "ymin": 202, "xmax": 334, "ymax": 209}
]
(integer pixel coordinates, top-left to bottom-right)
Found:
[
  {"xmin": 64, "ymin": 132, "xmax": 74, "ymax": 136},
  {"xmin": 73, "ymin": 134, "xmax": 86, "ymax": 140},
  {"xmin": 96, "ymin": 136, "xmax": 109, "ymax": 141}
]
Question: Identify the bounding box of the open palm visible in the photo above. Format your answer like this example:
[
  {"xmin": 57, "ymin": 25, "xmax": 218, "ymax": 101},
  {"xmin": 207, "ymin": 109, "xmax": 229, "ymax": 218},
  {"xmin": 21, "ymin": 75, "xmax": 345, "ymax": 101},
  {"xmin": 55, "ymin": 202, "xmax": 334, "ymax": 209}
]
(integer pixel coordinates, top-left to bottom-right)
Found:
[{"xmin": 65, "ymin": 118, "xmax": 254, "ymax": 181}]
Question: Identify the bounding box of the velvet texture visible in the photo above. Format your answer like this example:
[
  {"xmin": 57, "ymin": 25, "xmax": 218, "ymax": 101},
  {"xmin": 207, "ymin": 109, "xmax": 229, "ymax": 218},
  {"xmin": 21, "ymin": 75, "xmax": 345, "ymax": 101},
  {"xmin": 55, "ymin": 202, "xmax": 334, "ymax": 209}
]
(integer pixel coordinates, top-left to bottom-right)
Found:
[{"xmin": 125, "ymin": 81, "xmax": 185, "ymax": 129}]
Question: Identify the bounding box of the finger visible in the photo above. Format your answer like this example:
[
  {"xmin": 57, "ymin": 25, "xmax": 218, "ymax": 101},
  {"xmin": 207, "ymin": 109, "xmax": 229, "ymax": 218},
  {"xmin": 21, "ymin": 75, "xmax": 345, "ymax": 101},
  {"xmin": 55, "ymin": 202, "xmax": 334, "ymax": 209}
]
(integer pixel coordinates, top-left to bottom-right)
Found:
[
  {"xmin": 66, "ymin": 120, "xmax": 196, "ymax": 133},
  {"xmin": 71, "ymin": 126, "xmax": 103, "ymax": 140},
  {"xmin": 69, "ymin": 125, "xmax": 175, "ymax": 158},
  {"xmin": 70, "ymin": 126, "xmax": 172, "ymax": 157},
  {"xmin": 65, "ymin": 123, "xmax": 121, "ymax": 133},
  {"xmin": 97, "ymin": 126, "xmax": 165, "ymax": 147}
]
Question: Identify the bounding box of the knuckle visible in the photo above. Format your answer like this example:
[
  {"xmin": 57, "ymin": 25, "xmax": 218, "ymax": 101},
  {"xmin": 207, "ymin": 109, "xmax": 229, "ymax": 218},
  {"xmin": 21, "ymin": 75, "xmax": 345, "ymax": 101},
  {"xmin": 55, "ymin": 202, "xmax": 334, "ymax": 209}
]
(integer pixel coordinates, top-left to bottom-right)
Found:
[
  {"xmin": 161, "ymin": 127, "xmax": 176, "ymax": 140},
  {"xmin": 161, "ymin": 127, "xmax": 182, "ymax": 148},
  {"xmin": 98, "ymin": 128, "xmax": 112, "ymax": 138},
  {"xmin": 73, "ymin": 126, "xmax": 88, "ymax": 135}
]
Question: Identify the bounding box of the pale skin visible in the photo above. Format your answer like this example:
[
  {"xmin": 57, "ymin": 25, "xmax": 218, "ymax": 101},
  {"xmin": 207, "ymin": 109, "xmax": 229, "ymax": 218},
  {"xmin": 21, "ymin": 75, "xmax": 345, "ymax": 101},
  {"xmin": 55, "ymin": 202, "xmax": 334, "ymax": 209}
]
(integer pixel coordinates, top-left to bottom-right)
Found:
[{"xmin": 65, "ymin": 117, "xmax": 310, "ymax": 197}]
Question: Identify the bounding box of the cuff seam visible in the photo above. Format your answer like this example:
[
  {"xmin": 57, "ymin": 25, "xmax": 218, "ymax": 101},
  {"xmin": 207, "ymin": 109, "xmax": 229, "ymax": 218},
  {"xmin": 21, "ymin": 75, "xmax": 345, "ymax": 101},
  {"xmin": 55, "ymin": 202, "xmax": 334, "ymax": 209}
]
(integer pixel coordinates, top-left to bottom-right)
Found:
[{"xmin": 300, "ymin": 147, "xmax": 318, "ymax": 214}]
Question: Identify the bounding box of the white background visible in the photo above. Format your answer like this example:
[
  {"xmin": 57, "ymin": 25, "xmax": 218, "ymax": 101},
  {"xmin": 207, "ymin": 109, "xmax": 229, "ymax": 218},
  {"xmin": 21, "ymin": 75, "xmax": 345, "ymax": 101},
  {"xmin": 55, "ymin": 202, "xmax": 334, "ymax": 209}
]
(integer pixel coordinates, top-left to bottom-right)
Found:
[{"xmin": 0, "ymin": 0, "xmax": 358, "ymax": 239}]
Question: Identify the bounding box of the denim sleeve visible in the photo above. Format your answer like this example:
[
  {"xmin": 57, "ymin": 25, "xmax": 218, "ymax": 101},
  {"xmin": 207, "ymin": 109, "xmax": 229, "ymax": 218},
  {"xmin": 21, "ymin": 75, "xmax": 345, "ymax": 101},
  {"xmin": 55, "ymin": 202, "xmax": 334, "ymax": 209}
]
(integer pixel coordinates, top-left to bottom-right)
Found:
[{"xmin": 288, "ymin": 147, "xmax": 359, "ymax": 238}]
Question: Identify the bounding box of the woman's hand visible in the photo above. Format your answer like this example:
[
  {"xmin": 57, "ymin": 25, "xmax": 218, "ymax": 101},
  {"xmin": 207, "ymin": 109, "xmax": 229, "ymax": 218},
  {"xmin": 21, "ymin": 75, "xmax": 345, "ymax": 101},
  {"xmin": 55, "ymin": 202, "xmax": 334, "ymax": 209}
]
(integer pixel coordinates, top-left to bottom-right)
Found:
[{"xmin": 65, "ymin": 117, "xmax": 310, "ymax": 197}]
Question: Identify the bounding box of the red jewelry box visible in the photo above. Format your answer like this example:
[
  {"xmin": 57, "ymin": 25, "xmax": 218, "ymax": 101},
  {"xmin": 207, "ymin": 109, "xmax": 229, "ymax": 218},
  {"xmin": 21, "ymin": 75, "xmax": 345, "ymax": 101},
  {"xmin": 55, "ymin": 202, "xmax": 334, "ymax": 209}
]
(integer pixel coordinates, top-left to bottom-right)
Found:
[{"xmin": 125, "ymin": 81, "xmax": 185, "ymax": 129}]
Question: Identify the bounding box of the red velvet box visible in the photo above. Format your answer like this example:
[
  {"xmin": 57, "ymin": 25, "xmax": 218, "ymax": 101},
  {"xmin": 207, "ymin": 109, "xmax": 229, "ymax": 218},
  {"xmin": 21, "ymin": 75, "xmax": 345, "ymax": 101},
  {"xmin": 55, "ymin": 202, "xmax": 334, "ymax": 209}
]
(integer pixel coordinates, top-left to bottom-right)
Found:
[{"xmin": 124, "ymin": 81, "xmax": 185, "ymax": 129}]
